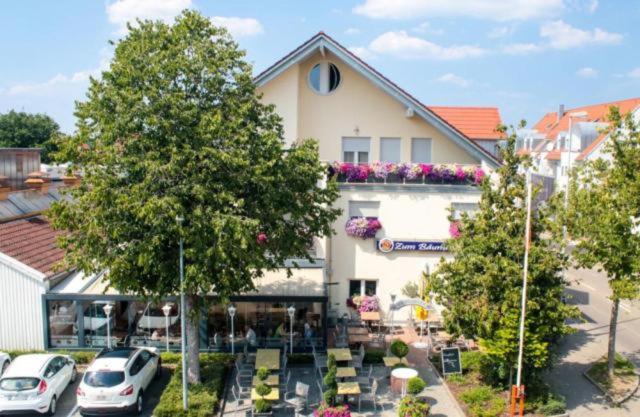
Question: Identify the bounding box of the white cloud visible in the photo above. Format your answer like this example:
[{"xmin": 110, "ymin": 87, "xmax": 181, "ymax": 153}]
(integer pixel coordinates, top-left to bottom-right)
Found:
[
  {"xmin": 540, "ymin": 20, "xmax": 622, "ymax": 49},
  {"xmin": 502, "ymin": 42, "xmax": 544, "ymax": 55},
  {"xmin": 106, "ymin": 0, "xmax": 191, "ymax": 34},
  {"xmin": 353, "ymin": 0, "xmax": 564, "ymax": 21},
  {"xmin": 576, "ymin": 67, "xmax": 598, "ymax": 78},
  {"xmin": 436, "ymin": 73, "xmax": 471, "ymax": 87},
  {"xmin": 209, "ymin": 16, "xmax": 264, "ymax": 37},
  {"xmin": 586, "ymin": 0, "xmax": 598, "ymax": 13},
  {"xmin": 368, "ymin": 31, "xmax": 487, "ymax": 60},
  {"xmin": 345, "ymin": 28, "xmax": 361, "ymax": 35},
  {"xmin": 488, "ymin": 26, "xmax": 514, "ymax": 38},
  {"xmin": 348, "ymin": 46, "xmax": 377, "ymax": 61},
  {"xmin": 629, "ymin": 68, "xmax": 640, "ymax": 78},
  {"xmin": 412, "ymin": 22, "xmax": 444, "ymax": 35}
]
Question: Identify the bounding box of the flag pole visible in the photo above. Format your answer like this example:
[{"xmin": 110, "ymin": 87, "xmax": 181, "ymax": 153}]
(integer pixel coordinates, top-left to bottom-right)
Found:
[{"xmin": 513, "ymin": 170, "xmax": 533, "ymax": 416}]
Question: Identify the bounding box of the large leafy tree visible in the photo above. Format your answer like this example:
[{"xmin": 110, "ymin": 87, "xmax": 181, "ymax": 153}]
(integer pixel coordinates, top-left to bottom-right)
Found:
[
  {"xmin": 50, "ymin": 11, "xmax": 340, "ymax": 382},
  {"xmin": 565, "ymin": 107, "xmax": 640, "ymax": 376},
  {"xmin": 0, "ymin": 110, "xmax": 61, "ymax": 162},
  {"xmin": 431, "ymin": 127, "xmax": 578, "ymax": 384}
]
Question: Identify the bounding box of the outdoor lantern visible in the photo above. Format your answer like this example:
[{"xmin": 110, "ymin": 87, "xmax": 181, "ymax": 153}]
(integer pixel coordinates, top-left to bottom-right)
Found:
[
  {"xmin": 102, "ymin": 303, "xmax": 113, "ymax": 349},
  {"xmin": 228, "ymin": 305, "xmax": 237, "ymax": 355},
  {"xmin": 162, "ymin": 304, "xmax": 172, "ymax": 352},
  {"xmin": 287, "ymin": 305, "xmax": 295, "ymax": 354}
]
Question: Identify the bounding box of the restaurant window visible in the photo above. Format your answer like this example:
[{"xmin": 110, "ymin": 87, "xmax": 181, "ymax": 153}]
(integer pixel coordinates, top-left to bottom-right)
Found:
[
  {"xmin": 349, "ymin": 279, "xmax": 377, "ymax": 297},
  {"xmin": 380, "ymin": 137, "xmax": 401, "ymax": 163},
  {"xmin": 48, "ymin": 300, "xmax": 78, "ymax": 348},
  {"xmin": 342, "ymin": 137, "xmax": 370, "ymax": 164},
  {"xmin": 411, "ymin": 138, "xmax": 432, "ymax": 163},
  {"xmin": 348, "ymin": 201, "xmax": 379, "ymax": 218}
]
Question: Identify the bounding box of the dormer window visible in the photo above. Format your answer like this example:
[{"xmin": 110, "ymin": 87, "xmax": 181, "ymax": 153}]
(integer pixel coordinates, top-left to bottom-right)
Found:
[{"xmin": 309, "ymin": 62, "xmax": 341, "ymax": 94}]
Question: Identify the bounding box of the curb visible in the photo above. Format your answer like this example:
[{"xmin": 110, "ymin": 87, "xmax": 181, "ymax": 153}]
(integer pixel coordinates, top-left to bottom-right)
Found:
[
  {"xmin": 582, "ymin": 370, "xmax": 640, "ymax": 405},
  {"xmin": 65, "ymin": 405, "xmax": 79, "ymax": 417}
]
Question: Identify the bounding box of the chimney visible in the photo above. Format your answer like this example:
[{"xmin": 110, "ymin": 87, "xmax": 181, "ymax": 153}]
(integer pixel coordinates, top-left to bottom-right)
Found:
[
  {"xmin": 0, "ymin": 175, "xmax": 9, "ymax": 200},
  {"xmin": 557, "ymin": 104, "xmax": 565, "ymax": 123}
]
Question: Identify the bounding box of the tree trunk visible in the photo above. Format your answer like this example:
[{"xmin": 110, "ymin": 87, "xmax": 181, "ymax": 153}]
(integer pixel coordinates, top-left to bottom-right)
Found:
[
  {"xmin": 607, "ymin": 298, "xmax": 620, "ymax": 377},
  {"xmin": 186, "ymin": 294, "xmax": 201, "ymax": 384}
]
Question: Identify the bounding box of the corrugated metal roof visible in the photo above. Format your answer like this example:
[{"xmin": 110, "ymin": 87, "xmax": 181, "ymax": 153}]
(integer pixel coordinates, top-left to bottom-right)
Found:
[{"xmin": 0, "ymin": 182, "xmax": 68, "ymax": 221}]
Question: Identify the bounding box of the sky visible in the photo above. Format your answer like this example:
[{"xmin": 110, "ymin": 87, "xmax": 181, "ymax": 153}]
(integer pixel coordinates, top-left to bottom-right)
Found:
[{"xmin": 1, "ymin": 0, "xmax": 639, "ymax": 133}]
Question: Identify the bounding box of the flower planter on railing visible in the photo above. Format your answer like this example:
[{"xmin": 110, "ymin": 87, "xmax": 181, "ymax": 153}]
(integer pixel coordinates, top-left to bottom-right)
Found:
[{"xmin": 328, "ymin": 162, "xmax": 485, "ymax": 185}]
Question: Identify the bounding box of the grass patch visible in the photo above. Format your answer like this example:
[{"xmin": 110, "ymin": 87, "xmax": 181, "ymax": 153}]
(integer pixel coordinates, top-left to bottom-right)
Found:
[
  {"xmin": 586, "ymin": 354, "xmax": 637, "ymax": 400},
  {"xmin": 154, "ymin": 353, "xmax": 233, "ymax": 417},
  {"xmin": 459, "ymin": 386, "xmax": 505, "ymax": 417}
]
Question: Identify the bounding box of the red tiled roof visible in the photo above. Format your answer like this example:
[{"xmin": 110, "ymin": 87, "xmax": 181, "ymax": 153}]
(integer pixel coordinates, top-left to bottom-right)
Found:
[
  {"xmin": 426, "ymin": 106, "xmax": 505, "ymax": 140},
  {"xmin": 546, "ymin": 149, "xmax": 563, "ymax": 160},
  {"xmin": 533, "ymin": 98, "xmax": 640, "ymax": 141},
  {"xmin": 576, "ymin": 130, "xmax": 609, "ymax": 161},
  {"xmin": 0, "ymin": 216, "xmax": 65, "ymax": 278}
]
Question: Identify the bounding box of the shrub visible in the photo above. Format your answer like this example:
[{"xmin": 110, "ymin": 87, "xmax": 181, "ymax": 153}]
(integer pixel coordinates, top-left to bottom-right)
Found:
[
  {"xmin": 7, "ymin": 350, "xmax": 96, "ymax": 365},
  {"xmin": 363, "ymin": 349, "xmax": 385, "ymax": 364},
  {"xmin": 323, "ymin": 353, "xmax": 338, "ymax": 405},
  {"xmin": 459, "ymin": 386, "xmax": 505, "ymax": 417},
  {"xmin": 256, "ymin": 367, "xmax": 269, "ymax": 381},
  {"xmin": 461, "ymin": 351, "xmax": 485, "ymax": 374},
  {"xmin": 153, "ymin": 354, "xmax": 233, "ymax": 417},
  {"xmin": 407, "ymin": 376, "xmax": 427, "ymax": 396},
  {"xmin": 446, "ymin": 374, "xmax": 468, "ymax": 386},
  {"xmin": 255, "ymin": 383, "xmax": 272, "ymax": 398},
  {"xmin": 398, "ymin": 396, "xmax": 430, "ymax": 417},
  {"xmin": 254, "ymin": 398, "xmax": 272, "ymax": 414},
  {"xmin": 390, "ymin": 340, "xmax": 409, "ymax": 359},
  {"xmin": 160, "ymin": 351, "xmax": 182, "ymax": 364},
  {"xmin": 537, "ymin": 397, "xmax": 566, "ymax": 416}
]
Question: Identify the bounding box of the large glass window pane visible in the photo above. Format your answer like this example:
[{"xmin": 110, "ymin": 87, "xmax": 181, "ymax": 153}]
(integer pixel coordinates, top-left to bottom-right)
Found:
[
  {"xmin": 380, "ymin": 138, "xmax": 401, "ymax": 163},
  {"xmin": 128, "ymin": 301, "xmax": 181, "ymax": 349},
  {"xmin": 364, "ymin": 280, "xmax": 377, "ymax": 296},
  {"xmin": 411, "ymin": 138, "xmax": 432, "ymax": 163},
  {"xmin": 349, "ymin": 280, "xmax": 361, "ymax": 297},
  {"xmin": 48, "ymin": 300, "xmax": 78, "ymax": 348}
]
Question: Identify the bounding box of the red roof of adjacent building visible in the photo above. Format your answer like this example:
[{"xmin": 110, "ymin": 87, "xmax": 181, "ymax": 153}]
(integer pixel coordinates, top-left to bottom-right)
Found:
[
  {"xmin": 426, "ymin": 106, "xmax": 505, "ymax": 140},
  {"xmin": 545, "ymin": 149, "xmax": 563, "ymax": 161},
  {"xmin": 0, "ymin": 216, "xmax": 65, "ymax": 278}
]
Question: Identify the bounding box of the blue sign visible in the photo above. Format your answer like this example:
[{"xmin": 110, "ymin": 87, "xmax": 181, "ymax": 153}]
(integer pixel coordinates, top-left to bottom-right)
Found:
[{"xmin": 377, "ymin": 238, "xmax": 447, "ymax": 253}]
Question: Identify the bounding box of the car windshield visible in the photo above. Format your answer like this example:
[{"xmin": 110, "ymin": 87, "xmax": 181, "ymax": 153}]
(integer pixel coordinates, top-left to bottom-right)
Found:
[
  {"xmin": 83, "ymin": 371, "xmax": 125, "ymax": 387},
  {"xmin": 0, "ymin": 378, "xmax": 40, "ymax": 392}
]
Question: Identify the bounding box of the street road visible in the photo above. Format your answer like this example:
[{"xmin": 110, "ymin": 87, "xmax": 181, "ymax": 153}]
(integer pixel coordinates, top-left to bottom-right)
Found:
[{"xmin": 546, "ymin": 267, "xmax": 640, "ymax": 416}]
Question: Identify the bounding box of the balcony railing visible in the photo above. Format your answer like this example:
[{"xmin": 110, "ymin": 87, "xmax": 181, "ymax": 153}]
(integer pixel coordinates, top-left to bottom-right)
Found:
[{"xmin": 327, "ymin": 161, "xmax": 486, "ymax": 186}]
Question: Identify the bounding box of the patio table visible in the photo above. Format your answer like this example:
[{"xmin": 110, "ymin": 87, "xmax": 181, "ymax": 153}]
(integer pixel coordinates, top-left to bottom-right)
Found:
[
  {"xmin": 336, "ymin": 367, "xmax": 357, "ymax": 378},
  {"xmin": 255, "ymin": 349, "xmax": 280, "ymax": 370},
  {"xmin": 337, "ymin": 381, "xmax": 361, "ymax": 395},
  {"xmin": 252, "ymin": 374, "xmax": 279, "ymax": 386},
  {"xmin": 348, "ymin": 334, "xmax": 371, "ymax": 344},
  {"xmin": 391, "ymin": 367, "xmax": 418, "ymax": 397},
  {"xmin": 360, "ymin": 311, "xmax": 380, "ymax": 321},
  {"xmin": 347, "ymin": 327, "xmax": 369, "ymax": 335},
  {"xmin": 251, "ymin": 388, "xmax": 280, "ymax": 401},
  {"xmin": 383, "ymin": 357, "xmax": 409, "ymax": 367},
  {"xmin": 327, "ymin": 348, "xmax": 352, "ymax": 362}
]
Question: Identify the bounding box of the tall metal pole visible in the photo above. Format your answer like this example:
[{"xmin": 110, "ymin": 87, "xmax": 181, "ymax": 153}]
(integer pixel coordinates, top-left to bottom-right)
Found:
[
  {"xmin": 515, "ymin": 171, "xmax": 533, "ymax": 400},
  {"xmin": 562, "ymin": 117, "xmax": 574, "ymax": 247},
  {"xmin": 165, "ymin": 314, "xmax": 170, "ymax": 353},
  {"xmin": 177, "ymin": 216, "xmax": 188, "ymax": 411}
]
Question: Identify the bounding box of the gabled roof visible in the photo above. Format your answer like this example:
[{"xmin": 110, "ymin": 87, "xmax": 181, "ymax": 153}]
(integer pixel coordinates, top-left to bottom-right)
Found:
[
  {"xmin": 255, "ymin": 32, "xmax": 500, "ymax": 168},
  {"xmin": 0, "ymin": 216, "xmax": 65, "ymax": 278},
  {"xmin": 426, "ymin": 106, "xmax": 505, "ymax": 140},
  {"xmin": 576, "ymin": 130, "xmax": 609, "ymax": 161},
  {"xmin": 533, "ymin": 98, "xmax": 640, "ymax": 141}
]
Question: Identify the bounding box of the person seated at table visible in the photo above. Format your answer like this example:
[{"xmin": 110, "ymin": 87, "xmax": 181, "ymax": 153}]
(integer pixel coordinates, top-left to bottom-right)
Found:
[
  {"xmin": 273, "ymin": 322, "xmax": 285, "ymax": 337},
  {"xmin": 304, "ymin": 322, "xmax": 315, "ymax": 342},
  {"xmin": 245, "ymin": 325, "xmax": 257, "ymax": 347}
]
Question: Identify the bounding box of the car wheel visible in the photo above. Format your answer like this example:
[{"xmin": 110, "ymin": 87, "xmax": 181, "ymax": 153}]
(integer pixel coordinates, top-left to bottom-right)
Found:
[
  {"xmin": 1, "ymin": 360, "xmax": 8, "ymax": 375},
  {"xmin": 155, "ymin": 359, "xmax": 162, "ymax": 379},
  {"xmin": 71, "ymin": 366, "xmax": 78, "ymax": 383},
  {"xmin": 136, "ymin": 391, "xmax": 144, "ymax": 415},
  {"xmin": 46, "ymin": 395, "xmax": 57, "ymax": 416}
]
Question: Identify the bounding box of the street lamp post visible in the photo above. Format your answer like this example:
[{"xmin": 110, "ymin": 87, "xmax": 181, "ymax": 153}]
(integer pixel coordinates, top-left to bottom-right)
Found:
[
  {"xmin": 103, "ymin": 303, "xmax": 113, "ymax": 349},
  {"xmin": 287, "ymin": 306, "xmax": 295, "ymax": 355},
  {"xmin": 162, "ymin": 304, "xmax": 172, "ymax": 353},
  {"xmin": 176, "ymin": 215, "xmax": 188, "ymax": 411},
  {"xmin": 562, "ymin": 111, "xmax": 588, "ymax": 242},
  {"xmin": 228, "ymin": 305, "xmax": 237, "ymax": 355}
]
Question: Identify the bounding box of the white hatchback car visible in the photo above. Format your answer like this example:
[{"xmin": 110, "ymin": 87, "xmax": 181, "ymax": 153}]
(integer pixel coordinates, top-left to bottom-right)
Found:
[
  {"xmin": 0, "ymin": 353, "xmax": 77, "ymax": 415},
  {"xmin": 0, "ymin": 353, "xmax": 9, "ymax": 376},
  {"xmin": 77, "ymin": 347, "xmax": 161, "ymax": 416}
]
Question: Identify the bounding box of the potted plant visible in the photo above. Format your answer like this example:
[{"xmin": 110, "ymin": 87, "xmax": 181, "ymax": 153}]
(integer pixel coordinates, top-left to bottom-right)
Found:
[
  {"xmin": 398, "ymin": 396, "xmax": 430, "ymax": 417},
  {"xmin": 407, "ymin": 376, "xmax": 427, "ymax": 398},
  {"xmin": 323, "ymin": 354, "xmax": 338, "ymax": 406},
  {"xmin": 254, "ymin": 382, "xmax": 273, "ymax": 416},
  {"xmin": 390, "ymin": 339, "xmax": 410, "ymax": 363},
  {"xmin": 345, "ymin": 217, "xmax": 382, "ymax": 239},
  {"xmin": 314, "ymin": 402, "xmax": 351, "ymax": 417}
]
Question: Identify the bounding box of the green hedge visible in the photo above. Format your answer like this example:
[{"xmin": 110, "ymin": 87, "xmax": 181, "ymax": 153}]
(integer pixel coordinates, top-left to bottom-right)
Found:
[
  {"xmin": 6, "ymin": 350, "xmax": 96, "ymax": 365},
  {"xmin": 363, "ymin": 349, "xmax": 385, "ymax": 364},
  {"xmin": 153, "ymin": 353, "xmax": 233, "ymax": 417}
]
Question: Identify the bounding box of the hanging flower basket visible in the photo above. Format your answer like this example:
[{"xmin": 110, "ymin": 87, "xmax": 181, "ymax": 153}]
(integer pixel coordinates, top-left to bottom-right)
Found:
[
  {"xmin": 345, "ymin": 217, "xmax": 382, "ymax": 239},
  {"xmin": 358, "ymin": 295, "xmax": 379, "ymax": 313}
]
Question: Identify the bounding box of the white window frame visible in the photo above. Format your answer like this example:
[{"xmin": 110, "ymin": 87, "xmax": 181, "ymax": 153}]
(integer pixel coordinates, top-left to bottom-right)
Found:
[
  {"xmin": 342, "ymin": 137, "xmax": 370, "ymax": 164},
  {"xmin": 308, "ymin": 61, "xmax": 341, "ymax": 95},
  {"xmin": 349, "ymin": 279, "xmax": 378, "ymax": 297}
]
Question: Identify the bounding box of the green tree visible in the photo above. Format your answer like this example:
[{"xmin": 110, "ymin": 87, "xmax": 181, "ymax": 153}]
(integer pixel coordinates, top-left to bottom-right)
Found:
[
  {"xmin": 432, "ymin": 127, "xmax": 578, "ymax": 384},
  {"xmin": 565, "ymin": 107, "xmax": 640, "ymax": 376},
  {"xmin": 0, "ymin": 110, "xmax": 61, "ymax": 162},
  {"xmin": 49, "ymin": 10, "xmax": 340, "ymax": 383}
]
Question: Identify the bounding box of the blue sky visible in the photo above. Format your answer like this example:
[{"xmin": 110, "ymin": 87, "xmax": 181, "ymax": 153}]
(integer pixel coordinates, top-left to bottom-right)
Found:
[{"xmin": 1, "ymin": 0, "xmax": 639, "ymax": 133}]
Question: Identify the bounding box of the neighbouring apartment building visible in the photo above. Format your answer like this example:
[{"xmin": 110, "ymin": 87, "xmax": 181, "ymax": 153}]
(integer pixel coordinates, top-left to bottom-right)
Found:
[
  {"xmin": 0, "ymin": 32, "xmax": 503, "ymax": 351},
  {"xmin": 517, "ymin": 98, "xmax": 640, "ymax": 189}
]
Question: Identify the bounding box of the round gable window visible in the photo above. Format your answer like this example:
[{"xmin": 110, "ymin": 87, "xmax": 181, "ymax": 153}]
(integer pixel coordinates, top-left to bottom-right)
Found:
[{"xmin": 309, "ymin": 62, "xmax": 341, "ymax": 94}]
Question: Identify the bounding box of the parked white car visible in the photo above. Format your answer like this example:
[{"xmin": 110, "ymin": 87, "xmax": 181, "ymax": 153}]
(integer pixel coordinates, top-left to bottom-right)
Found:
[
  {"xmin": 0, "ymin": 353, "xmax": 9, "ymax": 376},
  {"xmin": 0, "ymin": 353, "xmax": 77, "ymax": 415},
  {"xmin": 77, "ymin": 347, "xmax": 161, "ymax": 416}
]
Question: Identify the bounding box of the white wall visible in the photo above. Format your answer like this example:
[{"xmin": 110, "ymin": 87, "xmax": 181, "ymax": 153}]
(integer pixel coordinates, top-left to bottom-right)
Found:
[
  {"xmin": 0, "ymin": 254, "xmax": 47, "ymax": 350},
  {"xmin": 329, "ymin": 186, "xmax": 481, "ymax": 317}
]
